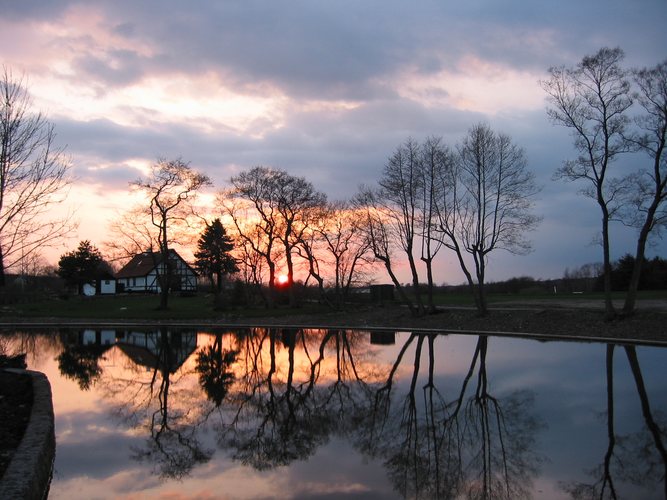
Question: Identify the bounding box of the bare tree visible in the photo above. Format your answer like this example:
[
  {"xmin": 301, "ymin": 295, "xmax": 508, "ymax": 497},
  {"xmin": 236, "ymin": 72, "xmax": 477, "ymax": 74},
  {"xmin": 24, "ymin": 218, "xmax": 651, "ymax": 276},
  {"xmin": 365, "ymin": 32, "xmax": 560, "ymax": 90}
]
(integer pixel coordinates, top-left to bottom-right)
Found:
[
  {"xmin": 294, "ymin": 204, "xmax": 330, "ymax": 305},
  {"xmin": 130, "ymin": 158, "xmax": 211, "ymax": 310},
  {"xmin": 378, "ymin": 138, "xmax": 426, "ymax": 315},
  {"xmin": 418, "ymin": 137, "xmax": 451, "ymax": 312},
  {"xmin": 225, "ymin": 166, "xmax": 325, "ymax": 308},
  {"xmin": 106, "ymin": 205, "xmax": 158, "ymax": 265},
  {"xmin": 435, "ymin": 124, "xmax": 540, "ymax": 316},
  {"xmin": 314, "ymin": 201, "xmax": 373, "ymax": 309},
  {"xmin": 223, "ymin": 167, "xmax": 284, "ymax": 308},
  {"xmin": 296, "ymin": 201, "xmax": 373, "ymax": 309},
  {"xmin": 355, "ymin": 186, "xmax": 420, "ymax": 315},
  {"xmin": 273, "ymin": 170, "xmax": 326, "ymax": 306},
  {"xmin": 0, "ymin": 68, "xmax": 75, "ymax": 286},
  {"xmin": 542, "ymin": 47, "xmax": 633, "ymax": 319},
  {"xmin": 622, "ymin": 60, "xmax": 667, "ymax": 314}
]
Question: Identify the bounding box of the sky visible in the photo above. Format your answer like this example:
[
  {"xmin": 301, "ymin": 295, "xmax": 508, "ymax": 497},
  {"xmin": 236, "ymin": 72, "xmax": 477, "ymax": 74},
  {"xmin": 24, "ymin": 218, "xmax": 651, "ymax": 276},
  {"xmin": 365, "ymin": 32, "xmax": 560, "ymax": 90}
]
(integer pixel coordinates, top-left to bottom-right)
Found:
[{"xmin": 1, "ymin": 0, "xmax": 666, "ymax": 284}]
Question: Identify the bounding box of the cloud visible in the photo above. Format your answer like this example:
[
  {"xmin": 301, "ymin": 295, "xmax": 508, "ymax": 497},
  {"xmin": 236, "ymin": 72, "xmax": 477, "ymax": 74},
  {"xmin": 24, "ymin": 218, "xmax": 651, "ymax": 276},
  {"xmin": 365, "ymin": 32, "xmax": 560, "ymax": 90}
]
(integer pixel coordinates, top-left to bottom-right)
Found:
[{"xmin": 2, "ymin": 0, "xmax": 666, "ymax": 276}]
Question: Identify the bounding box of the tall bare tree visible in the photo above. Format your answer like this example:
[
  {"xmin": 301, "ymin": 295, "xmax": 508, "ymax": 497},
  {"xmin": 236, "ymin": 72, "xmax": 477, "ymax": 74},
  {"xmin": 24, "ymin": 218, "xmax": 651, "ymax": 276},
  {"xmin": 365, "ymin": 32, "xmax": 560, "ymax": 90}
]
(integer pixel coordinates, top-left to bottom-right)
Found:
[
  {"xmin": 0, "ymin": 68, "xmax": 75, "ymax": 286},
  {"xmin": 303, "ymin": 201, "xmax": 372, "ymax": 309},
  {"xmin": 354, "ymin": 186, "xmax": 419, "ymax": 315},
  {"xmin": 225, "ymin": 166, "xmax": 325, "ymax": 308},
  {"xmin": 378, "ymin": 138, "xmax": 425, "ymax": 315},
  {"xmin": 273, "ymin": 170, "xmax": 326, "ymax": 306},
  {"xmin": 319, "ymin": 202, "xmax": 372, "ymax": 309},
  {"xmin": 542, "ymin": 47, "xmax": 633, "ymax": 319},
  {"xmin": 131, "ymin": 158, "xmax": 211, "ymax": 310},
  {"xmin": 418, "ymin": 137, "xmax": 451, "ymax": 312},
  {"xmin": 435, "ymin": 124, "xmax": 540, "ymax": 316},
  {"xmin": 622, "ymin": 60, "xmax": 667, "ymax": 314}
]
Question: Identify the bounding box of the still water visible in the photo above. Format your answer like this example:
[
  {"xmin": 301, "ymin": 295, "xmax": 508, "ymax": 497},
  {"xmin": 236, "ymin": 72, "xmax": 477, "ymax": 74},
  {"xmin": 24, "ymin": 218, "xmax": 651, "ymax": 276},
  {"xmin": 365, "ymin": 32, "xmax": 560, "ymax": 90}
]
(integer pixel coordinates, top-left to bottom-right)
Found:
[{"xmin": 2, "ymin": 327, "xmax": 666, "ymax": 499}]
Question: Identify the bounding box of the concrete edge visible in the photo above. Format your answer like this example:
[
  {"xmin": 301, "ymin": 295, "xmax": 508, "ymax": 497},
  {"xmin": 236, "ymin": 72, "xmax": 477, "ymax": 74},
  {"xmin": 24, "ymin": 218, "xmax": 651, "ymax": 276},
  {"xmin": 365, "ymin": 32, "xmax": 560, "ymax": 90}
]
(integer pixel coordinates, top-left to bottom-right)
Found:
[{"xmin": 0, "ymin": 369, "xmax": 55, "ymax": 500}]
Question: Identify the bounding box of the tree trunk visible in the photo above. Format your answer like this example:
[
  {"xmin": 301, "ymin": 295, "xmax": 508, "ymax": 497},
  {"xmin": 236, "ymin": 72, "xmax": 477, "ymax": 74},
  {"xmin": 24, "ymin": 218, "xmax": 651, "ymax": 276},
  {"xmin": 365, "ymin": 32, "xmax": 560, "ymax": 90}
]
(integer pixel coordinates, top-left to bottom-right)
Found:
[
  {"xmin": 422, "ymin": 257, "xmax": 436, "ymax": 314},
  {"xmin": 213, "ymin": 272, "xmax": 225, "ymax": 311},
  {"xmin": 473, "ymin": 249, "xmax": 488, "ymax": 317},
  {"xmin": 158, "ymin": 250, "xmax": 170, "ymax": 311},
  {"xmin": 623, "ymin": 202, "xmax": 658, "ymax": 315},
  {"xmin": 0, "ymin": 247, "xmax": 5, "ymax": 288},
  {"xmin": 449, "ymin": 241, "xmax": 484, "ymax": 315},
  {"xmin": 475, "ymin": 282, "xmax": 488, "ymax": 317},
  {"xmin": 379, "ymin": 256, "xmax": 418, "ymax": 316},
  {"xmin": 266, "ymin": 261, "xmax": 276, "ymax": 309},
  {"xmin": 285, "ymin": 245, "xmax": 296, "ymax": 307},
  {"xmin": 407, "ymin": 249, "xmax": 424, "ymax": 316},
  {"xmin": 601, "ymin": 213, "xmax": 616, "ymax": 320},
  {"xmin": 159, "ymin": 279, "xmax": 169, "ymax": 310}
]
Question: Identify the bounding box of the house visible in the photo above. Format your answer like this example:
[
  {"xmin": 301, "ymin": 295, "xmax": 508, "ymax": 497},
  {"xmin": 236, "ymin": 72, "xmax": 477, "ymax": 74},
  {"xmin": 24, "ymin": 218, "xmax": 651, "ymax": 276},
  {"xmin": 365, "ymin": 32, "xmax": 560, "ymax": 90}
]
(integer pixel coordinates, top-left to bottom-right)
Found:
[
  {"xmin": 81, "ymin": 272, "xmax": 117, "ymax": 296},
  {"xmin": 115, "ymin": 249, "xmax": 198, "ymax": 293}
]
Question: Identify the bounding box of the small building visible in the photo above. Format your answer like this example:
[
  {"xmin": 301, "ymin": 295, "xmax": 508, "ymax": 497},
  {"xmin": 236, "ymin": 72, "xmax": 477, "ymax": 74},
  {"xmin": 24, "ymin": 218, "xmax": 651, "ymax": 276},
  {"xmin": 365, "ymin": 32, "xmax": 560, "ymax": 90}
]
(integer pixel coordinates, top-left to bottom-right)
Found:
[
  {"xmin": 81, "ymin": 272, "xmax": 117, "ymax": 296},
  {"xmin": 115, "ymin": 249, "xmax": 197, "ymax": 293},
  {"xmin": 97, "ymin": 275, "xmax": 117, "ymax": 295}
]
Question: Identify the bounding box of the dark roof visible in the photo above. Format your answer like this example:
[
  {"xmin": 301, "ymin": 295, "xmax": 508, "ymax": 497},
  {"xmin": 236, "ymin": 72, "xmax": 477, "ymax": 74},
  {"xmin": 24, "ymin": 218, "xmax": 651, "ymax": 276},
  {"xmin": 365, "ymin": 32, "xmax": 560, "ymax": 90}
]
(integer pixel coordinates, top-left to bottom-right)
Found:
[{"xmin": 115, "ymin": 249, "xmax": 194, "ymax": 279}]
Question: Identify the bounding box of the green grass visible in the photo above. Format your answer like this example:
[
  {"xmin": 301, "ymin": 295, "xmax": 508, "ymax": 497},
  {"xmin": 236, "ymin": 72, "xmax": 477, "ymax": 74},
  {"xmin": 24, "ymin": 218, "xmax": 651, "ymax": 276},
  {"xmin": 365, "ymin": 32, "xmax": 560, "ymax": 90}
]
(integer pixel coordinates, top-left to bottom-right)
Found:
[
  {"xmin": 0, "ymin": 293, "xmax": 334, "ymax": 321},
  {"xmin": 1, "ymin": 289, "xmax": 664, "ymax": 322}
]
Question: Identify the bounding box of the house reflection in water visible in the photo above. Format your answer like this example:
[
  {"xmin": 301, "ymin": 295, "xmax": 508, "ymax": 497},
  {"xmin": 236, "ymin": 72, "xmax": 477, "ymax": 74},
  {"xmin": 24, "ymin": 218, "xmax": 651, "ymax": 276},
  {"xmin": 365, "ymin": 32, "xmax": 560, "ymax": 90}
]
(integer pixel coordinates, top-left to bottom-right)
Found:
[
  {"xmin": 81, "ymin": 329, "xmax": 116, "ymax": 347},
  {"xmin": 59, "ymin": 327, "xmax": 198, "ymax": 374},
  {"xmin": 116, "ymin": 329, "xmax": 198, "ymax": 373}
]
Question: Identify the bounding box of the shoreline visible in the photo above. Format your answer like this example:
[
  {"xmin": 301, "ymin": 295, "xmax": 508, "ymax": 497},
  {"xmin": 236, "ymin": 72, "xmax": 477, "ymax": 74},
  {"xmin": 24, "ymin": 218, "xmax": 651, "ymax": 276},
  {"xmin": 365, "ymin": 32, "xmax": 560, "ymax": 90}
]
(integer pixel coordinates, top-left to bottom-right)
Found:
[{"xmin": 2, "ymin": 303, "xmax": 666, "ymax": 345}]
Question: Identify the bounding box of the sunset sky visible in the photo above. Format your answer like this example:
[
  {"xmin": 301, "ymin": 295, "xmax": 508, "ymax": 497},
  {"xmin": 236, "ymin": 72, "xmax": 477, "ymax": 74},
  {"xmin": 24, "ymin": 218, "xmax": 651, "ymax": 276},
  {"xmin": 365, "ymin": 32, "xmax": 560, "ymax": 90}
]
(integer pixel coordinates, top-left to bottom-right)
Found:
[{"xmin": 2, "ymin": 0, "xmax": 666, "ymax": 283}]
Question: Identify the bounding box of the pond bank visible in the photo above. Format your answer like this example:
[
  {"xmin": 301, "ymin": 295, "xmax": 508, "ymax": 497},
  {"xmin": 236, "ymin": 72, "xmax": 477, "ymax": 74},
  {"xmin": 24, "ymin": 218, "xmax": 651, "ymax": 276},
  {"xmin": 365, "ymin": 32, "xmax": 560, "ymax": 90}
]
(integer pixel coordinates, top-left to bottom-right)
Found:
[
  {"xmin": 0, "ymin": 369, "xmax": 54, "ymax": 500},
  {"xmin": 1, "ymin": 302, "xmax": 666, "ymax": 344}
]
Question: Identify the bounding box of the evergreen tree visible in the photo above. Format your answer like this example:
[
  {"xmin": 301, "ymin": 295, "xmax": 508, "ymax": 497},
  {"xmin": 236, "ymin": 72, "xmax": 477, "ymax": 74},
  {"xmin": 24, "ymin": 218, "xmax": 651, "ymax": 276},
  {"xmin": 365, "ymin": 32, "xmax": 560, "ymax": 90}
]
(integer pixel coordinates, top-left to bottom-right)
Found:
[
  {"xmin": 194, "ymin": 219, "xmax": 238, "ymax": 298},
  {"xmin": 57, "ymin": 241, "xmax": 106, "ymax": 293}
]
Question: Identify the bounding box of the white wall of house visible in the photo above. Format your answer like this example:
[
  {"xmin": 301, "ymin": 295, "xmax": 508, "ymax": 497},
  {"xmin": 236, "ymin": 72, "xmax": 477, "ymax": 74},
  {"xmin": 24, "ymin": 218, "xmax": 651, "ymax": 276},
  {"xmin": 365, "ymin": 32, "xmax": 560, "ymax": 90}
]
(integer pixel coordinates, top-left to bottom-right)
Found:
[
  {"xmin": 120, "ymin": 275, "xmax": 156, "ymax": 292},
  {"xmin": 100, "ymin": 279, "xmax": 116, "ymax": 295}
]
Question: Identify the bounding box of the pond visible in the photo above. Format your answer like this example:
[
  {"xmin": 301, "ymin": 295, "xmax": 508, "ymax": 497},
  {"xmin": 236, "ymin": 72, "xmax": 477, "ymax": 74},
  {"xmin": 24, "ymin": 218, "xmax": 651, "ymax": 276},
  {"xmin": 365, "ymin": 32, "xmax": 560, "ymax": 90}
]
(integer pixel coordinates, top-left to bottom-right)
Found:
[{"xmin": 2, "ymin": 327, "xmax": 666, "ymax": 499}]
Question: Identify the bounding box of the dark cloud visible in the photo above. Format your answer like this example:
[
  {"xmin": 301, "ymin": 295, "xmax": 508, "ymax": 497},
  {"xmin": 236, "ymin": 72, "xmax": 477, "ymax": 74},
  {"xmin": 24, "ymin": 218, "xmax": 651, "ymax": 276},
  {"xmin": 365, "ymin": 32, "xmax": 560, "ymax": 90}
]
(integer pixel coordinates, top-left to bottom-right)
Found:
[
  {"xmin": 0, "ymin": 0, "xmax": 73, "ymax": 20},
  {"xmin": 7, "ymin": 0, "xmax": 663, "ymax": 102},
  {"xmin": 62, "ymin": 0, "xmax": 664, "ymax": 98}
]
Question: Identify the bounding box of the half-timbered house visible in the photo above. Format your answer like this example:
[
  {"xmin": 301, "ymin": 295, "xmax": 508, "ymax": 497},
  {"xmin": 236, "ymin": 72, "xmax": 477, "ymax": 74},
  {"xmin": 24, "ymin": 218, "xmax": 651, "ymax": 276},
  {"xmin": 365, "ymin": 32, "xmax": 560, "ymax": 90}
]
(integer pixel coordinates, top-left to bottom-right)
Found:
[{"xmin": 115, "ymin": 250, "xmax": 197, "ymax": 293}]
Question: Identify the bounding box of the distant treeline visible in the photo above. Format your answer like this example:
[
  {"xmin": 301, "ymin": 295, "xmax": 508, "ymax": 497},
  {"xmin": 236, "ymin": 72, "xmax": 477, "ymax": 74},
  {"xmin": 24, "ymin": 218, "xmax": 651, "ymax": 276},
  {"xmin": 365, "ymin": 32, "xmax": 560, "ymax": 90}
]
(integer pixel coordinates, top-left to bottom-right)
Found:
[{"xmin": 406, "ymin": 254, "xmax": 667, "ymax": 295}]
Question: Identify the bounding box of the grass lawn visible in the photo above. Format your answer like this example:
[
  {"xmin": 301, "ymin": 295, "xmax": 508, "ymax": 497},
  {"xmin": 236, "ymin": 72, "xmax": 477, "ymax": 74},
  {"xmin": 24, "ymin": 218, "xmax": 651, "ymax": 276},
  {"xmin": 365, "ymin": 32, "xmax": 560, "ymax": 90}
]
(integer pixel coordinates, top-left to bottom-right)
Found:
[
  {"xmin": 0, "ymin": 293, "xmax": 333, "ymax": 321},
  {"xmin": 1, "ymin": 288, "xmax": 664, "ymax": 322}
]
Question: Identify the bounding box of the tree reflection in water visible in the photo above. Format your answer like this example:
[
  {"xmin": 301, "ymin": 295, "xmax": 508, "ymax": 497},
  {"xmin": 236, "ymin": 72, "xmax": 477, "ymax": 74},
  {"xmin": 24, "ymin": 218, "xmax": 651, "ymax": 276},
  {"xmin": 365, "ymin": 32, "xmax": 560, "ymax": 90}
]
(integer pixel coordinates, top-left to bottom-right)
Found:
[
  {"xmin": 196, "ymin": 331, "xmax": 239, "ymax": 407},
  {"xmin": 213, "ymin": 328, "xmax": 356, "ymax": 469},
  {"xmin": 43, "ymin": 326, "xmax": 665, "ymax": 498},
  {"xmin": 357, "ymin": 333, "xmax": 543, "ymax": 499},
  {"xmin": 103, "ymin": 327, "xmax": 212, "ymax": 479},
  {"xmin": 562, "ymin": 344, "xmax": 667, "ymax": 499},
  {"xmin": 56, "ymin": 345, "xmax": 104, "ymax": 391}
]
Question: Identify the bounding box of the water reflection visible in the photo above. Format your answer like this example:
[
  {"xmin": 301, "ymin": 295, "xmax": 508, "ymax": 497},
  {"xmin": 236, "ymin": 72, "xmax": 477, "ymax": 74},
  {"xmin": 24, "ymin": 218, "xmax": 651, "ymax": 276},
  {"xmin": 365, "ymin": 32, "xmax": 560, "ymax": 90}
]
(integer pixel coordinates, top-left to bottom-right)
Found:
[
  {"xmin": 357, "ymin": 334, "xmax": 542, "ymax": 499},
  {"xmin": 2, "ymin": 327, "xmax": 666, "ymax": 499},
  {"xmin": 562, "ymin": 344, "xmax": 667, "ymax": 499}
]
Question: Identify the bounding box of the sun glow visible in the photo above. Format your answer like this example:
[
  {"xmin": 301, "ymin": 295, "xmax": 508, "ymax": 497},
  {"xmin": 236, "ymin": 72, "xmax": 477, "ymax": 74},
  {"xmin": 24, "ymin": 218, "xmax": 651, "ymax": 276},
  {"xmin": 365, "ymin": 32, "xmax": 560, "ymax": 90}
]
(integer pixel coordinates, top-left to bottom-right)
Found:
[{"xmin": 277, "ymin": 274, "xmax": 289, "ymax": 285}]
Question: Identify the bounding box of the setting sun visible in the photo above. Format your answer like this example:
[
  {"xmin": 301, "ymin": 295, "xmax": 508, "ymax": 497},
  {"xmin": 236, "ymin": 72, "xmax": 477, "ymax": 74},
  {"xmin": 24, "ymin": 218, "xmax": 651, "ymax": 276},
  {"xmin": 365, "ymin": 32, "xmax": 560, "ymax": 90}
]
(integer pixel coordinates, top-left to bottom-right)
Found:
[{"xmin": 277, "ymin": 274, "xmax": 289, "ymax": 285}]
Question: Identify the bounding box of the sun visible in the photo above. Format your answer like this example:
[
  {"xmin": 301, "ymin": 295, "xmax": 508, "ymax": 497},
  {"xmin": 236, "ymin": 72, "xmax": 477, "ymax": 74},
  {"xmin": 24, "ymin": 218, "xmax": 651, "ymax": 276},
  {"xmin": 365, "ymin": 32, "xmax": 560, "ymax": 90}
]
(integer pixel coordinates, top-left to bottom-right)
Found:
[{"xmin": 277, "ymin": 274, "xmax": 289, "ymax": 285}]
